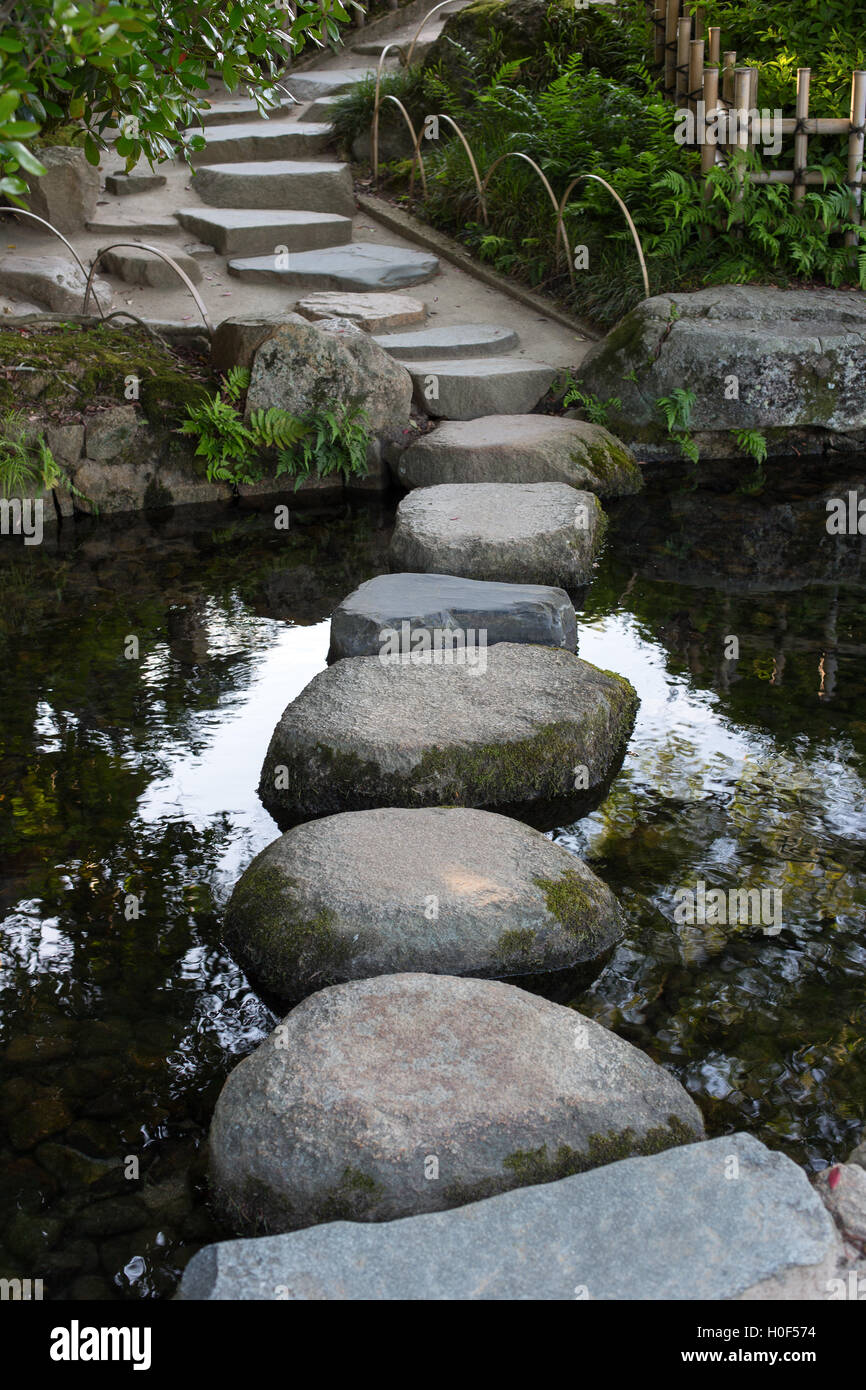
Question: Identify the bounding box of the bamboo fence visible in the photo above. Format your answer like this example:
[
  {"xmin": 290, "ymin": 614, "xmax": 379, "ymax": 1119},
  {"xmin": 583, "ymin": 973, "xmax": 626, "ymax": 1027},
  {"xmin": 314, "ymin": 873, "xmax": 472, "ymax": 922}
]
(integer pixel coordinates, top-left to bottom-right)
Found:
[{"xmin": 647, "ymin": 1, "xmax": 866, "ymax": 242}]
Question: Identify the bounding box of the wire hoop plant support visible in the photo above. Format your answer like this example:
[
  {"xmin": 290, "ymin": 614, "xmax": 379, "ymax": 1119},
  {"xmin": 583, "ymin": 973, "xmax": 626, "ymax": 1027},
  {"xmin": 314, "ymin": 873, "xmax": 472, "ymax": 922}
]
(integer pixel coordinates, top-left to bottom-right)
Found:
[
  {"xmin": 372, "ymin": 0, "xmax": 462, "ymax": 182},
  {"xmin": 556, "ymin": 173, "xmax": 651, "ymax": 300},
  {"xmin": 481, "ymin": 151, "xmax": 575, "ymax": 287},
  {"xmin": 82, "ymin": 243, "xmax": 213, "ymax": 333},
  {"xmin": 383, "ymin": 94, "xmax": 428, "ymax": 196},
  {"xmin": 409, "ymin": 113, "xmax": 481, "ymax": 208},
  {"xmin": 0, "ymin": 208, "xmax": 108, "ymax": 318}
]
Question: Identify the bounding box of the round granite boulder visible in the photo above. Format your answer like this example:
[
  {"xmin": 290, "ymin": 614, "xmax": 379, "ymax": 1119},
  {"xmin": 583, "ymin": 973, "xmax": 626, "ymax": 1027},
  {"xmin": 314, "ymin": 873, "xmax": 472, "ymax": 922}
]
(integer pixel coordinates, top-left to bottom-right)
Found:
[
  {"xmin": 224, "ymin": 807, "xmax": 626, "ymax": 1000},
  {"xmin": 208, "ymin": 973, "xmax": 705, "ymax": 1233},
  {"xmin": 396, "ymin": 415, "xmax": 642, "ymax": 498},
  {"xmin": 388, "ymin": 482, "xmax": 605, "ymax": 587},
  {"xmin": 258, "ymin": 643, "xmax": 638, "ymax": 823}
]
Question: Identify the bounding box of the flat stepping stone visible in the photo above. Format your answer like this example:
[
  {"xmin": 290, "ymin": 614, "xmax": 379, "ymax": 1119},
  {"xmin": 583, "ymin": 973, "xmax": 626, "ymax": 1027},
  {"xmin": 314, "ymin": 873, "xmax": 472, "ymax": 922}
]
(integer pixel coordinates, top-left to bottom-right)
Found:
[
  {"xmin": 286, "ymin": 68, "xmax": 376, "ymax": 101},
  {"xmin": 300, "ymin": 94, "xmax": 342, "ymax": 122},
  {"xmin": 224, "ymin": 807, "xmax": 625, "ymax": 1001},
  {"xmin": 389, "ymin": 482, "xmax": 605, "ymax": 588},
  {"xmin": 328, "ymin": 571, "xmax": 576, "ymax": 660},
  {"xmin": 296, "ymin": 290, "xmax": 426, "ymax": 331},
  {"xmin": 194, "ymin": 97, "xmax": 295, "ymax": 126},
  {"xmin": 0, "ymin": 256, "xmax": 113, "ymax": 314},
  {"xmin": 206, "ymin": 973, "xmax": 702, "ymax": 1232},
  {"xmin": 397, "ymin": 413, "xmax": 642, "ymax": 498},
  {"xmin": 193, "ymin": 160, "xmax": 355, "ymax": 217},
  {"xmin": 86, "ymin": 214, "xmax": 180, "ymax": 235},
  {"xmin": 407, "ymin": 356, "xmax": 557, "ymax": 418},
  {"xmin": 175, "ymin": 207, "xmax": 351, "ymax": 256},
  {"xmin": 100, "ymin": 246, "xmax": 203, "ymax": 288},
  {"xmin": 104, "ymin": 171, "xmax": 166, "ymax": 196},
  {"xmin": 375, "ymin": 322, "xmax": 517, "ymax": 360},
  {"xmin": 258, "ymin": 642, "xmax": 637, "ymax": 822},
  {"xmin": 190, "ymin": 120, "xmax": 333, "ymax": 165},
  {"xmin": 181, "ymin": 1133, "xmax": 842, "ymax": 1299},
  {"xmin": 229, "ymin": 243, "xmax": 440, "ymax": 292}
]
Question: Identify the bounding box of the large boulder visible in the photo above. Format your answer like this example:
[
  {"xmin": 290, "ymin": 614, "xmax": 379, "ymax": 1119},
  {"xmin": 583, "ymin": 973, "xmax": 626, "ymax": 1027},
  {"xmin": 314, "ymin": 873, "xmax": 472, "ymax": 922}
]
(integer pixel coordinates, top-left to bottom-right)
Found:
[
  {"xmin": 207, "ymin": 973, "xmax": 704, "ymax": 1233},
  {"xmin": 25, "ymin": 145, "xmax": 99, "ymax": 232},
  {"xmin": 388, "ymin": 482, "xmax": 606, "ymax": 587},
  {"xmin": 245, "ymin": 317, "xmax": 412, "ymax": 445},
  {"xmin": 258, "ymin": 642, "xmax": 638, "ymax": 822},
  {"xmin": 395, "ymin": 414, "xmax": 642, "ymax": 497},
  {"xmin": 223, "ymin": 807, "xmax": 625, "ymax": 1000},
  {"xmin": 182, "ymin": 1133, "xmax": 843, "ymax": 1300},
  {"xmin": 575, "ymin": 287, "xmax": 866, "ymax": 461},
  {"xmin": 328, "ymin": 571, "xmax": 577, "ymax": 659}
]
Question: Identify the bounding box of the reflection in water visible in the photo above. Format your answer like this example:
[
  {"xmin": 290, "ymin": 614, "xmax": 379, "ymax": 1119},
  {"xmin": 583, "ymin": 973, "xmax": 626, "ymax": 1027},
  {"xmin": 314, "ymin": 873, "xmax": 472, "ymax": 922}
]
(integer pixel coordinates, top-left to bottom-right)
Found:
[{"xmin": 0, "ymin": 469, "xmax": 864, "ymax": 1299}]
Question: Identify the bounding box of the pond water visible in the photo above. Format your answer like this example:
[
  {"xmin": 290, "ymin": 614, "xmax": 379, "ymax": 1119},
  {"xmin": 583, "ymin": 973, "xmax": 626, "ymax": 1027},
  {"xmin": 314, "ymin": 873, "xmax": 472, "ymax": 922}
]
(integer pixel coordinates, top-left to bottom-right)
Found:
[{"xmin": 0, "ymin": 460, "xmax": 864, "ymax": 1299}]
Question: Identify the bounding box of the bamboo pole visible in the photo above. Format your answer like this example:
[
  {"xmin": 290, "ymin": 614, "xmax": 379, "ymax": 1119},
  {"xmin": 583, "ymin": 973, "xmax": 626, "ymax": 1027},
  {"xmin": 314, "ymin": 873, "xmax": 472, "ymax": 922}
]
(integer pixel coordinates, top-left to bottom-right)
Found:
[
  {"xmin": 676, "ymin": 15, "xmax": 692, "ymax": 107},
  {"xmin": 749, "ymin": 65, "xmax": 759, "ymax": 113},
  {"xmin": 693, "ymin": 6, "xmax": 705, "ymax": 42},
  {"xmin": 701, "ymin": 64, "xmax": 719, "ymax": 184},
  {"xmin": 779, "ymin": 115, "xmax": 851, "ymax": 135},
  {"xmin": 688, "ymin": 38, "xmax": 705, "ymax": 117},
  {"xmin": 792, "ymin": 68, "xmax": 810, "ymax": 204},
  {"xmin": 707, "ymin": 25, "xmax": 720, "ymax": 66},
  {"xmin": 664, "ymin": 0, "xmax": 679, "ymax": 98},
  {"xmin": 652, "ymin": 1, "xmax": 666, "ymax": 71},
  {"xmin": 722, "ymin": 51, "xmax": 736, "ymax": 104},
  {"xmin": 846, "ymin": 69, "xmax": 866, "ymax": 244},
  {"xmin": 733, "ymin": 67, "xmax": 752, "ymax": 210}
]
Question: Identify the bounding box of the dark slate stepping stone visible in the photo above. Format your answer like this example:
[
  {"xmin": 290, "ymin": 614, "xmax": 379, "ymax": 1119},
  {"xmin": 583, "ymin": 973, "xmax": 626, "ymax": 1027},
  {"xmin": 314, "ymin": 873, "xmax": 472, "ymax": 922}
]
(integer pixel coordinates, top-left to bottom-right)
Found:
[
  {"xmin": 180, "ymin": 1134, "xmax": 841, "ymax": 1300},
  {"xmin": 373, "ymin": 323, "xmax": 518, "ymax": 359},
  {"xmin": 258, "ymin": 642, "xmax": 637, "ymax": 822},
  {"xmin": 175, "ymin": 207, "xmax": 351, "ymax": 256},
  {"xmin": 205, "ymin": 973, "xmax": 703, "ymax": 1233},
  {"xmin": 224, "ymin": 807, "xmax": 625, "ymax": 1001},
  {"xmin": 406, "ymin": 357, "xmax": 556, "ymax": 418},
  {"xmin": 328, "ymin": 571, "xmax": 577, "ymax": 660},
  {"xmin": 228, "ymin": 242, "xmax": 440, "ymax": 291}
]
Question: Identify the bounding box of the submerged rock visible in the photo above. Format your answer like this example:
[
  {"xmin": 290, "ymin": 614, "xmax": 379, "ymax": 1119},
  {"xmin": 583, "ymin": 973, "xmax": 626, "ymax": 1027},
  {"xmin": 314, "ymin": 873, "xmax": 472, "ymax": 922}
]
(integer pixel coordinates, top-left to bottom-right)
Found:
[
  {"xmin": 258, "ymin": 642, "xmax": 638, "ymax": 822},
  {"xmin": 184, "ymin": 1133, "xmax": 842, "ymax": 1299},
  {"xmin": 208, "ymin": 973, "xmax": 704, "ymax": 1233},
  {"xmin": 223, "ymin": 807, "xmax": 625, "ymax": 1000},
  {"xmin": 388, "ymin": 482, "xmax": 606, "ymax": 587}
]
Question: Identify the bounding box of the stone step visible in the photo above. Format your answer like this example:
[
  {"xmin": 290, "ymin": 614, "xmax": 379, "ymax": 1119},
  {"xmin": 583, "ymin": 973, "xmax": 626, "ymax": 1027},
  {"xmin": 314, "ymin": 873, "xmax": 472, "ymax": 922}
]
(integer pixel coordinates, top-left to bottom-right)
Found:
[
  {"xmin": 375, "ymin": 322, "xmax": 517, "ymax": 360},
  {"xmin": 192, "ymin": 96, "xmax": 296, "ymax": 127},
  {"xmin": 179, "ymin": 1134, "xmax": 842, "ymax": 1301},
  {"xmin": 189, "ymin": 120, "xmax": 333, "ymax": 165},
  {"xmin": 329, "ymin": 571, "xmax": 577, "ymax": 660},
  {"xmin": 99, "ymin": 246, "xmax": 204, "ymax": 288},
  {"xmin": 104, "ymin": 171, "xmax": 167, "ymax": 196},
  {"xmin": 405, "ymin": 357, "xmax": 557, "ymax": 419},
  {"xmin": 228, "ymin": 242, "xmax": 440, "ymax": 292},
  {"xmin": 296, "ymin": 290, "xmax": 427, "ymax": 332},
  {"xmin": 389, "ymin": 481, "xmax": 605, "ymax": 588},
  {"xmin": 299, "ymin": 94, "xmax": 342, "ymax": 122},
  {"xmin": 396, "ymin": 413, "xmax": 643, "ymax": 498},
  {"xmin": 258, "ymin": 641, "xmax": 636, "ymax": 822},
  {"xmin": 284, "ymin": 68, "xmax": 377, "ymax": 101},
  {"xmin": 193, "ymin": 160, "xmax": 355, "ymax": 217},
  {"xmin": 175, "ymin": 207, "xmax": 352, "ymax": 256},
  {"xmin": 86, "ymin": 214, "xmax": 180, "ymax": 236}
]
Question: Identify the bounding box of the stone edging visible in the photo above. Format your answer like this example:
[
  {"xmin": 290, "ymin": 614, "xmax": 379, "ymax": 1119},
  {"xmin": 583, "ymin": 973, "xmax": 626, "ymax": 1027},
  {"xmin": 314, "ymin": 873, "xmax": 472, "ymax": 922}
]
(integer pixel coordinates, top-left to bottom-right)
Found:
[{"xmin": 357, "ymin": 193, "xmax": 600, "ymax": 340}]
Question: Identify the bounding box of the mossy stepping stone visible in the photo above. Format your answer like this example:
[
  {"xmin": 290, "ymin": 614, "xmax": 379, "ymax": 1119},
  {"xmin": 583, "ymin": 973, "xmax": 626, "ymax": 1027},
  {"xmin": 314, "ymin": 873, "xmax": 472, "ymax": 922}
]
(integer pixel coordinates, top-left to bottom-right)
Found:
[
  {"xmin": 258, "ymin": 642, "xmax": 638, "ymax": 823},
  {"xmin": 224, "ymin": 807, "xmax": 626, "ymax": 1001},
  {"xmin": 208, "ymin": 973, "xmax": 704, "ymax": 1233}
]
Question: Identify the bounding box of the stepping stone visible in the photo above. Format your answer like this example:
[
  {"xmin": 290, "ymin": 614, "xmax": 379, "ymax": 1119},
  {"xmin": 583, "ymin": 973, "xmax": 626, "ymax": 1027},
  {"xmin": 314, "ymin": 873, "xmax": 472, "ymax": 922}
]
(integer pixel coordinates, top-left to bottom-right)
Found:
[
  {"xmin": 0, "ymin": 256, "xmax": 113, "ymax": 314},
  {"xmin": 300, "ymin": 94, "xmax": 342, "ymax": 122},
  {"xmin": 86, "ymin": 214, "xmax": 180, "ymax": 235},
  {"xmin": 181, "ymin": 1133, "xmax": 842, "ymax": 1300},
  {"xmin": 224, "ymin": 808, "xmax": 625, "ymax": 1001},
  {"xmin": 397, "ymin": 414, "xmax": 643, "ymax": 498},
  {"xmin": 389, "ymin": 482, "xmax": 605, "ymax": 588},
  {"xmin": 258, "ymin": 642, "xmax": 637, "ymax": 821},
  {"xmin": 104, "ymin": 171, "xmax": 166, "ymax": 196},
  {"xmin": 407, "ymin": 357, "xmax": 557, "ymax": 418},
  {"xmin": 206, "ymin": 973, "xmax": 703, "ymax": 1233},
  {"xmin": 328, "ymin": 571, "xmax": 577, "ymax": 660},
  {"xmin": 175, "ymin": 207, "xmax": 351, "ymax": 256},
  {"xmin": 296, "ymin": 291, "xmax": 426, "ymax": 331},
  {"xmin": 193, "ymin": 160, "xmax": 355, "ymax": 217},
  {"xmin": 189, "ymin": 120, "xmax": 333, "ymax": 165},
  {"xmin": 100, "ymin": 246, "xmax": 203, "ymax": 288},
  {"xmin": 193, "ymin": 96, "xmax": 295, "ymax": 126},
  {"xmin": 229, "ymin": 243, "xmax": 440, "ymax": 292},
  {"xmin": 286, "ymin": 68, "xmax": 376, "ymax": 101},
  {"xmin": 375, "ymin": 322, "xmax": 517, "ymax": 360}
]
